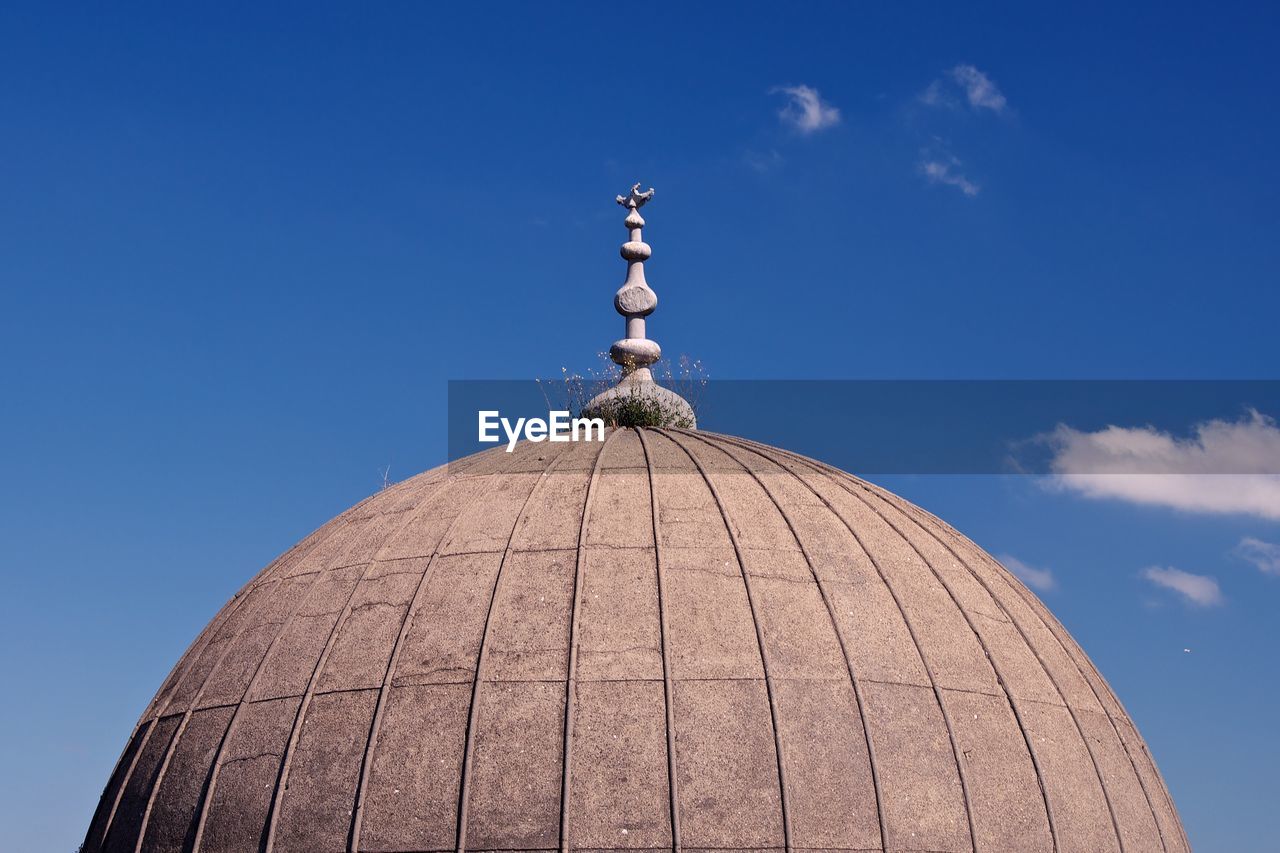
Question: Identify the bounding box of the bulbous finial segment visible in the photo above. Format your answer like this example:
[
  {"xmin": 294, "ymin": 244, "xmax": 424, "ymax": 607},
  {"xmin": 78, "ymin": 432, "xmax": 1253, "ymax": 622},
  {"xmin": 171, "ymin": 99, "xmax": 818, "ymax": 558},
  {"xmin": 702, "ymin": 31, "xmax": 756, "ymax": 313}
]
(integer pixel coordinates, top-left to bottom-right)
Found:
[{"xmin": 585, "ymin": 183, "xmax": 696, "ymax": 428}]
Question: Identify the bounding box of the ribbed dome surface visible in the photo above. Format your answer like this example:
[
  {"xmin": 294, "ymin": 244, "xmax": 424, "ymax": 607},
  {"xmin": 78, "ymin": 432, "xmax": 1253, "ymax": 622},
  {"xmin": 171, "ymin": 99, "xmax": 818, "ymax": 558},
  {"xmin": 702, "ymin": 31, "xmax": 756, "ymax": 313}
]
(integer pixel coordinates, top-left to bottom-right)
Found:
[{"xmin": 85, "ymin": 428, "xmax": 1186, "ymax": 853}]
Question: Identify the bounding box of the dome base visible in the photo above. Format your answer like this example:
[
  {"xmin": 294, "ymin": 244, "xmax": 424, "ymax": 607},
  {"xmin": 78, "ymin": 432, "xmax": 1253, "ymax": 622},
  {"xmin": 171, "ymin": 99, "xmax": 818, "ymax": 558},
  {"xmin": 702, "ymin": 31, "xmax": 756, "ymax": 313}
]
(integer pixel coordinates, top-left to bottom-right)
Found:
[{"xmin": 583, "ymin": 372, "xmax": 696, "ymax": 428}]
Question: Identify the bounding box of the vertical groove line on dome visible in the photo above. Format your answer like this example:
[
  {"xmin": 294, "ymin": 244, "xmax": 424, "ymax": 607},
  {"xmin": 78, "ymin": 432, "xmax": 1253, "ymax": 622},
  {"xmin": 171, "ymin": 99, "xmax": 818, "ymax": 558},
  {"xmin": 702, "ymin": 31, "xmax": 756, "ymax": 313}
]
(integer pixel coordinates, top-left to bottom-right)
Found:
[
  {"xmin": 1085, "ymin": 669, "xmax": 1189, "ymax": 851},
  {"xmin": 1135, "ymin": 739, "xmax": 1189, "ymax": 852},
  {"xmin": 658, "ymin": 429, "xmax": 796, "ymax": 852},
  {"xmin": 696, "ymin": 430, "xmax": 979, "ymax": 852},
  {"xmin": 86, "ymin": 506, "xmax": 355, "ymax": 852},
  {"xmin": 141, "ymin": 504, "xmax": 378, "ymax": 845},
  {"xmin": 739, "ymin": 436, "xmax": 1065, "ymax": 852},
  {"xmin": 258, "ymin": 472, "xmax": 471, "ymax": 853},
  {"xmin": 847, "ymin": 482, "xmax": 1122, "ymax": 853},
  {"xmin": 147, "ymin": 517, "xmax": 325, "ymax": 717},
  {"xmin": 1042, "ymin": 603, "xmax": 1188, "ymax": 851},
  {"xmin": 1034, "ymin": 591, "xmax": 1186, "ymax": 851},
  {"xmin": 555, "ymin": 428, "xmax": 617, "ymax": 853},
  {"xmin": 876, "ymin": 493, "xmax": 1149, "ymax": 853},
  {"xmin": 83, "ymin": 722, "xmax": 150, "ymax": 851},
  {"xmin": 348, "ymin": 442, "xmax": 552, "ymax": 852},
  {"xmin": 87, "ymin": 589, "xmax": 243, "ymax": 850},
  {"xmin": 989, "ymin": 553, "xmax": 1190, "ymax": 853},
  {"xmin": 749, "ymin": 438, "xmax": 1189, "ymax": 852},
  {"xmin": 734, "ymin": 433, "xmax": 1152, "ymax": 853},
  {"xmin": 101, "ymin": 494, "xmax": 371, "ymax": 845},
  {"xmin": 749, "ymin": 437, "xmax": 1183, "ymax": 853},
  {"xmin": 95, "ymin": 607, "xmax": 234, "ymax": 849},
  {"xmin": 894, "ymin": 497, "xmax": 1183, "ymax": 853},
  {"xmin": 180, "ymin": 477, "xmax": 449, "ymax": 853},
  {"xmin": 634, "ymin": 428, "xmax": 683, "ymax": 852},
  {"xmin": 691, "ymin": 431, "xmax": 891, "ymax": 851},
  {"xmin": 451, "ymin": 437, "xmax": 594, "ymax": 853}
]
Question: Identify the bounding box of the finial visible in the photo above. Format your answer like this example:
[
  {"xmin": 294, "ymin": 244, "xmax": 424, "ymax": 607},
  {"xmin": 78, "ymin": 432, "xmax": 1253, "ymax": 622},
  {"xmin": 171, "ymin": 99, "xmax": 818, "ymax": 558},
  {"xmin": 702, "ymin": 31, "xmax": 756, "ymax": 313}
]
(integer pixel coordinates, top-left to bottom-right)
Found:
[
  {"xmin": 584, "ymin": 183, "xmax": 696, "ymax": 428},
  {"xmin": 609, "ymin": 182, "xmax": 660, "ymax": 374}
]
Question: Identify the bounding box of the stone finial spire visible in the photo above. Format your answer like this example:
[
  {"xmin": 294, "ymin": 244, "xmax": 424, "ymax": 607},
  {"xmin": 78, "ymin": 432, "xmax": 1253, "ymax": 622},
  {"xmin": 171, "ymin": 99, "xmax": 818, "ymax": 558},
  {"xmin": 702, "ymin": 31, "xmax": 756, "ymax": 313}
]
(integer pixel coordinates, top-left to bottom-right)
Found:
[
  {"xmin": 610, "ymin": 183, "xmax": 660, "ymax": 375},
  {"xmin": 584, "ymin": 183, "xmax": 696, "ymax": 428}
]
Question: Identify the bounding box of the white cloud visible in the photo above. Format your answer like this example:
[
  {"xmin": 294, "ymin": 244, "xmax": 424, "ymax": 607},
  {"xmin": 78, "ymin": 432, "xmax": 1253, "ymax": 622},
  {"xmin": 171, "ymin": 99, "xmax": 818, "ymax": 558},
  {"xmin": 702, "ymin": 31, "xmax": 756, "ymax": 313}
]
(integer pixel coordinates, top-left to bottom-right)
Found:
[
  {"xmin": 919, "ymin": 156, "xmax": 980, "ymax": 196},
  {"xmin": 1044, "ymin": 411, "xmax": 1280, "ymax": 520},
  {"xmin": 998, "ymin": 554, "xmax": 1056, "ymax": 591},
  {"xmin": 949, "ymin": 64, "xmax": 1007, "ymax": 112},
  {"xmin": 1234, "ymin": 537, "xmax": 1280, "ymax": 575},
  {"xmin": 1142, "ymin": 566, "xmax": 1224, "ymax": 607},
  {"xmin": 772, "ymin": 85, "xmax": 841, "ymax": 134},
  {"xmin": 918, "ymin": 64, "xmax": 1008, "ymax": 114}
]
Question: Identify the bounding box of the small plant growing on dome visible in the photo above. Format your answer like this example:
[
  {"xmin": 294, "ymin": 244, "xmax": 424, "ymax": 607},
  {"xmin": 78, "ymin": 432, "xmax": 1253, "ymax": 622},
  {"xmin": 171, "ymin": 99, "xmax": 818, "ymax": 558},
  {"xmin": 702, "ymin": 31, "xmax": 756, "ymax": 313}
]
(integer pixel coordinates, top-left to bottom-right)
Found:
[
  {"xmin": 538, "ymin": 352, "xmax": 707, "ymax": 428},
  {"xmin": 581, "ymin": 382, "xmax": 697, "ymax": 429}
]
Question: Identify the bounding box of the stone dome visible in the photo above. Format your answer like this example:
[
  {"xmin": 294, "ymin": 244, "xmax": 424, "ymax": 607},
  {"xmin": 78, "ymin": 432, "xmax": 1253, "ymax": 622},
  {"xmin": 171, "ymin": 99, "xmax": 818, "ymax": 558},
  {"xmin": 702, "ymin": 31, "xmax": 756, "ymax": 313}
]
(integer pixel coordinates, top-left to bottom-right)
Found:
[{"xmin": 84, "ymin": 428, "xmax": 1187, "ymax": 853}]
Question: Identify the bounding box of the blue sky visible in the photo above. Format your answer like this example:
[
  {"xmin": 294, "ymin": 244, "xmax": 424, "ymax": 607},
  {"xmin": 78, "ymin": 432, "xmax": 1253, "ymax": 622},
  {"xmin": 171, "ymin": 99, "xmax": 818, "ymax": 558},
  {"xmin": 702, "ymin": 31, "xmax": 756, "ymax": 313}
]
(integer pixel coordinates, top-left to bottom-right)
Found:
[{"xmin": 2, "ymin": 3, "xmax": 1278, "ymax": 850}]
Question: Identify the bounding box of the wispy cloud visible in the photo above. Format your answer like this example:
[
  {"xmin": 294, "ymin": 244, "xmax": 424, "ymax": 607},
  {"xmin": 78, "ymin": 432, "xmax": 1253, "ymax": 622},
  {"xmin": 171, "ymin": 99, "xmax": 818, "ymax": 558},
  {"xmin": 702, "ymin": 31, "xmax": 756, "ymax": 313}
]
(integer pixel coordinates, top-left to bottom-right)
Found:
[
  {"xmin": 919, "ymin": 64, "xmax": 1008, "ymax": 114},
  {"xmin": 1234, "ymin": 537, "xmax": 1280, "ymax": 575},
  {"xmin": 950, "ymin": 64, "xmax": 1007, "ymax": 112},
  {"xmin": 1043, "ymin": 411, "xmax": 1280, "ymax": 520},
  {"xmin": 743, "ymin": 147, "xmax": 784, "ymax": 173},
  {"xmin": 913, "ymin": 65, "xmax": 1005, "ymax": 194},
  {"xmin": 918, "ymin": 79, "xmax": 948, "ymax": 108},
  {"xmin": 998, "ymin": 554, "xmax": 1056, "ymax": 591},
  {"xmin": 772, "ymin": 84, "xmax": 841, "ymax": 134},
  {"xmin": 919, "ymin": 153, "xmax": 980, "ymax": 196},
  {"xmin": 1142, "ymin": 566, "xmax": 1224, "ymax": 607}
]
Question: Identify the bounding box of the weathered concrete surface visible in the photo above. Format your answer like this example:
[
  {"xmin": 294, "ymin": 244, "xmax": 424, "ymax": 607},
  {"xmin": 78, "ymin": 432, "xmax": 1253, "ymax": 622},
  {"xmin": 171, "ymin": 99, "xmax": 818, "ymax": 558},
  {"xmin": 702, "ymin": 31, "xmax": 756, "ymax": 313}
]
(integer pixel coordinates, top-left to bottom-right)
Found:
[{"xmin": 84, "ymin": 429, "xmax": 1187, "ymax": 853}]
